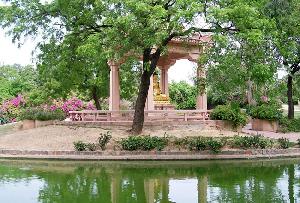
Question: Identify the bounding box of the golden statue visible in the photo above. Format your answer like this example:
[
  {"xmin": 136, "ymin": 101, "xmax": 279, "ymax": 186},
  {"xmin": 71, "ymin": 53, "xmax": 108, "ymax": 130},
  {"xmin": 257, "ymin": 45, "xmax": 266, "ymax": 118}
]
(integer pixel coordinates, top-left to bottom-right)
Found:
[{"xmin": 153, "ymin": 73, "xmax": 170, "ymax": 104}]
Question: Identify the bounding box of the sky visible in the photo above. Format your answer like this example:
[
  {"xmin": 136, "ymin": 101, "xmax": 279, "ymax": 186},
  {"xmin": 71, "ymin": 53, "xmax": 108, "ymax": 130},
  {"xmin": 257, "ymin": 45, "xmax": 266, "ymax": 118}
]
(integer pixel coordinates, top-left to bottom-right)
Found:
[{"xmin": 0, "ymin": 30, "xmax": 36, "ymax": 66}]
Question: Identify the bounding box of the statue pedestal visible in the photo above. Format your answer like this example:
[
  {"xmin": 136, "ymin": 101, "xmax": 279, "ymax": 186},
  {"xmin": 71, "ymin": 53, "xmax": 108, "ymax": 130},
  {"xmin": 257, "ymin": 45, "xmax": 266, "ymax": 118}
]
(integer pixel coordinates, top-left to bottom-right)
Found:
[{"xmin": 154, "ymin": 103, "xmax": 176, "ymax": 110}]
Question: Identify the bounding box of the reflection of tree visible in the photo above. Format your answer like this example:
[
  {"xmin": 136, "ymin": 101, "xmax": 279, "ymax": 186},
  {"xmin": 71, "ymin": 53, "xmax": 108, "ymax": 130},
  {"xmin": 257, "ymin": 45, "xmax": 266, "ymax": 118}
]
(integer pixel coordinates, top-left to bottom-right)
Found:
[
  {"xmin": 38, "ymin": 167, "xmax": 112, "ymax": 203},
  {"xmin": 208, "ymin": 164, "xmax": 288, "ymax": 202},
  {"xmin": 0, "ymin": 160, "xmax": 299, "ymax": 203}
]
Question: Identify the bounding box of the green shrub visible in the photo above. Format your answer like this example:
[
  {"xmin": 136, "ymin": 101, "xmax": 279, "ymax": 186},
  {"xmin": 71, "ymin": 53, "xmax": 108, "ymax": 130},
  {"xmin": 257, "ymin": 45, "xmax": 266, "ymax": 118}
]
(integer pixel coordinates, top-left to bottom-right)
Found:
[
  {"xmin": 232, "ymin": 135, "xmax": 273, "ymax": 149},
  {"xmin": 279, "ymin": 118, "xmax": 300, "ymax": 133},
  {"xmin": 73, "ymin": 141, "xmax": 87, "ymax": 151},
  {"xmin": 169, "ymin": 81, "xmax": 197, "ymax": 109},
  {"xmin": 86, "ymin": 143, "xmax": 97, "ymax": 151},
  {"xmin": 173, "ymin": 137, "xmax": 188, "ymax": 148},
  {"xmin": 98, "ymin": 131, "xmax": 112, "ymax": 150},
  {"xmin": 207, "ymin": 138, "xmax": 224, "ymax": 153},
  {"xmin": 187, "ymin": 137, "xmax": 208, "ymax": 151},
  {"xmin": 277, "ymin": 138, "xmax": 292, "ymax": 149},
  {"xmin": 20, "ymin": 108, "xmax": 65, "ymax": 121},
  {"xmin": 210, "ymin": 104, "xmax": 248, "ymax": 127},
  {"xmin": 120, "ymin": 135, "xmax": 168, "ymax": 151},
  {"xmin": 186, "ymin": 137, "xmax": 224, "ymax": 153},
  {"xmin": 249, "ymin": 103, "xmax": 282, "ymax": 121},
  {"xmin": 120, "ymin": 136, "xmax": 142, "ymax": 151}
]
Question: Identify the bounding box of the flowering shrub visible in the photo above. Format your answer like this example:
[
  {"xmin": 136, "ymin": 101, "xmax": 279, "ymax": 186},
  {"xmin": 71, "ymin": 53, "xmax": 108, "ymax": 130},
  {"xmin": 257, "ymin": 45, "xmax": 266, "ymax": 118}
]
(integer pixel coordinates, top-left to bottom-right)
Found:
[
  {"xmin": 0, "ymin": 95, "xmax": 26, "ymax": 123},
  {"xmin": 61, "ymin": 97, "xmax": 85, "ymax": 113},
  {"xmin": 1, "ymin": 96, "xmax": 96, "ymax": 124},
  {"xmin": 40, "ymin": 98, "xmax": 96, "ymax": 115}
]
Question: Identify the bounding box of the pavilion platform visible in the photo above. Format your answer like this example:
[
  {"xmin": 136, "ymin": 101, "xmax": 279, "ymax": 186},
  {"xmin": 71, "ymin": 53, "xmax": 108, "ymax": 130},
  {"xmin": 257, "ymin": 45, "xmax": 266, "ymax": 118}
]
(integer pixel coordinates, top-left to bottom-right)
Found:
[{"xmin": 65, "ymin": 110, "xmax": 215, "ymax": 129}]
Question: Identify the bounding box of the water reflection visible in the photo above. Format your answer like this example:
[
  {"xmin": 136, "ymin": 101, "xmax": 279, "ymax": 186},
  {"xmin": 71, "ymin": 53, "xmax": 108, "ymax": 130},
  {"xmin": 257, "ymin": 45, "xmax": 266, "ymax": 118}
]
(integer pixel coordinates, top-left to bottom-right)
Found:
[{"xmin": 0, "ymin": 160, "xmax": 299, "ymax": 203}]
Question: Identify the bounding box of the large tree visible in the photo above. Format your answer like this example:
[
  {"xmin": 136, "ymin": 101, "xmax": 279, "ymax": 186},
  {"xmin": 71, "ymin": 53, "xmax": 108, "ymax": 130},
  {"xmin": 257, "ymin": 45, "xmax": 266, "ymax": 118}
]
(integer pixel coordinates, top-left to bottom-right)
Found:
[
  {"xmin": 37, "ymin": 34, "xmax": 110, "ymax": 110},
  {"xmin": 0, "ymin": 0, "xmax": 273, "ymax": 133},
  {"xmin": 264, "ymin": 0, "xmax": 300, "ymax": 119}
]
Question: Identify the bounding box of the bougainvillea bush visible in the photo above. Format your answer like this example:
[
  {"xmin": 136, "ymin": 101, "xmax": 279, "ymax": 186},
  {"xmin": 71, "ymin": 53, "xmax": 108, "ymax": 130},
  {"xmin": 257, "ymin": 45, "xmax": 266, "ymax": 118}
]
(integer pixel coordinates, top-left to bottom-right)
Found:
[
  {"xmin": 50, "ymin": 97, "xmax": 96, "ymax": 115},
  {"xmin": 0, "ymin": 96, "xmax": 96, "ymax": 124},
  {"xmin": 0, "ymin": 95, "xmax": 26, "ymax": 123}
]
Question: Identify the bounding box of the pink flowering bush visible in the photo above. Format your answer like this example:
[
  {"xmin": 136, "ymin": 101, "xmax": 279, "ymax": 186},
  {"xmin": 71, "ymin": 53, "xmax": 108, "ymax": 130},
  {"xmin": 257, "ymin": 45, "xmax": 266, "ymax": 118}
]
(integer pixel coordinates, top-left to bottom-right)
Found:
[
  {"xmin": 1, "ymin": 96, "xmax": 97, "ymax": 124},
  {"xmin": 0, "ymin": 95, "xmax": 26, "ymax": 123},
  {"xmin": 42, "ymin": 98, "xmax": 96, "ymax": 116}
]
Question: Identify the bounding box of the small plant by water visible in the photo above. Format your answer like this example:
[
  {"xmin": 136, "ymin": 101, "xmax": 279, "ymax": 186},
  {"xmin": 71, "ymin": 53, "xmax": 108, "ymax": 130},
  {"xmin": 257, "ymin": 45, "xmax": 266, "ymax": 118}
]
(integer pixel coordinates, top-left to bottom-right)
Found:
[
  {"xmin": 73, "ymin": 141, "xmax": 87, "ymax": 151},
  {"xmin": 184, "ymin": 137, "xmax": 225, "ymax": 153},
  {"xmin": 98, "ymin": 131, "xmax": 112, "ymax": 150},
  {"xmin": 86, "ymin": 143, "xmax": 97, "ymax": 151},
  {"xmin": 120, "ymin": 135, "xmax": 168, "ymax": 151},
  {"xmin": 277, "ymin": 138, "xmax": 292, "ymax": 149},
  {"xmin": 232, "ymin": 135, "xmax": 273, "ymax": 149}
]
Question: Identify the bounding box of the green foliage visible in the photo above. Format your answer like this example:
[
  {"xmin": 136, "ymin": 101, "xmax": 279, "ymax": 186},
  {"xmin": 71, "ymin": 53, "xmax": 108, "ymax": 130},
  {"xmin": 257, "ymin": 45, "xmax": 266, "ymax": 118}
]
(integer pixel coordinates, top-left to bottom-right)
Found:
[
  {"xmin": 73, "ymin": 141, "xmax": 87, "ymax": 152},
  {"xmin": 207, "ymin": 138, "xmax": 224, "ymax": 153},
  {"xmin": 250, "ymin": 103, "xmax": 283, "ymax": 121},
  {"xmin": 169, "ymin": 81, "xmax": 197, "ymax": 110},
  {"xmin": 186, "ymin": 137, "xmax": 225, "ymax": 153},
  {"xmin": 279, "ymin": 118, "xmax": 300, "ymax": 133},
  {"xmin": 20, "ymin": 108, "xmax": 65, "ymax": 121},
  {"xmin": 0, "ymin": 65, "xmax": 38, "ymax": 103},
  {"xmin": 86, "ymin": 143, "xmax": 97, "ymax": 151},
  {"xmin": 98, "ymin": 131, "xmax": 112, "ymax": 150},
  {"xmin": 232, "ymin": 135, "xmax": 273, "ymax": 149},
  {"xmin": 210, "ymin": 104, "xmax": 248, "ymax": 127},
  {"xmin": 277, "ymin": 138, "xmax": 292, "ymax": 149},
  {"xmin": 187, "ymin": 137, "xmax": 208, "ymax": 151},
  {"xmin": 120, "ymin": 136, "xmax": 168, "ymax": 151}
]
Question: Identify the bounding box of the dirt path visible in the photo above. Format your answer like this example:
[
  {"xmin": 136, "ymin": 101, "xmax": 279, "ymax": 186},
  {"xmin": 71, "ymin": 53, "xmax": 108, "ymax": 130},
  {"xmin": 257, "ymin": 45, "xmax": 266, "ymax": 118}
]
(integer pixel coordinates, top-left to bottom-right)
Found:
[{"xmin": 0, "ymin": 125, "xmax": 243, "ymax": 150}]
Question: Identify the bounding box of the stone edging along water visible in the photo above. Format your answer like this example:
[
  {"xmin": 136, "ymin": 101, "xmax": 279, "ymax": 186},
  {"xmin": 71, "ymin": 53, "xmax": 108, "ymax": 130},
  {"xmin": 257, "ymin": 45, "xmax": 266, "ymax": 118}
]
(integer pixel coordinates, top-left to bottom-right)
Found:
[{"xmin": 1, "ymin": 148, "xmax": 300, "ymax": 160}]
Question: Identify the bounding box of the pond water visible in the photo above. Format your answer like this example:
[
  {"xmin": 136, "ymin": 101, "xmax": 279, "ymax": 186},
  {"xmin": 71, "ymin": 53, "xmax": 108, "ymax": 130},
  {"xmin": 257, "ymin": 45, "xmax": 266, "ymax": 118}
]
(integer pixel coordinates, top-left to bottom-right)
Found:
[{"xmin": 0, "ymin": 159, "xmax": 299, "ymax": 203}]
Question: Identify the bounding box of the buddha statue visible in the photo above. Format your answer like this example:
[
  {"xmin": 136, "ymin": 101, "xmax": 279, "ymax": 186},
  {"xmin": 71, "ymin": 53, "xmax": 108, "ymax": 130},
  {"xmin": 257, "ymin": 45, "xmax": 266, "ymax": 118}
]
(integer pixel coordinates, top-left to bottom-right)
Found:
[{"xmin": 153, "ymin": 73, "xmax": 170, "ymax": 104}]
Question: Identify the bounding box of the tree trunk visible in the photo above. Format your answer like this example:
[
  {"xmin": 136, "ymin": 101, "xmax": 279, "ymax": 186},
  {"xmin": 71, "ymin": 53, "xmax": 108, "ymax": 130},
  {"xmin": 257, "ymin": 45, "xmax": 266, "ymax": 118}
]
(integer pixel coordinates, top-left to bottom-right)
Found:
[
  {"xmin": 131, "ymin": 71, "xmax": 151, "ymax": 134},
  {"xmin": 92, "ymin": 86, "xmax": 101, "ymax": 110},
  {"xmin": 131, "ymin": 50, "xmax": 161, "ymax": 134},
  {"xmin": 287, "ymin": 75, "xmax": 294, "ymax": 119},
  {"xmin": 246, "ymin": 79, "xmax": 255, "ymax": 105}
]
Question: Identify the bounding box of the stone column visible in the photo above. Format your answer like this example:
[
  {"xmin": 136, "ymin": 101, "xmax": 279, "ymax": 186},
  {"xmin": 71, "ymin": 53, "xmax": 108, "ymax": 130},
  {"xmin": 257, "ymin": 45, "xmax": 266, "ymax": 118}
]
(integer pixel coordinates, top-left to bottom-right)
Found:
[
  {"xmin": 196, "ymin": 65, "xmax": 207, "ymax": 111},
  {"xmin": 111, "ymin": 176, "xmax": 121, "ymax": 203},
  {"xmin": 145, "ymin": 75, "xmax": 154, "ymax": 110},
  {"xmin": 161, "ymin": 178, "xmax": 169, "ymax": 203},
  {"xmin": 144, "ymin": 179, "xmax": 155, "ymax": 203},
  {"xmin": 198, "ymin": 176, "xmax": 208, "ymax": 203},
  {"xmin": 108, "ymin": 61, "xmax": 120, "ymax": 111},
  {"xmin": 160, "ymin": 67, "xmax": 169, "ymax": 96}
]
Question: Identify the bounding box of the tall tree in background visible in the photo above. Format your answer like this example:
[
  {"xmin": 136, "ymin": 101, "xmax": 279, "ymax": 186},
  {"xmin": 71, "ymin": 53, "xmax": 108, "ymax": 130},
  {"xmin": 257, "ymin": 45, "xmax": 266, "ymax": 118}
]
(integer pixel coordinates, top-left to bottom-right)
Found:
[
  {"xmin": 264, "ymin": 0, "xmax": 300, "ymax": 119},
  {"xmin": 37, "ymin": 34, "xmax": 110, "ymax": 110},
  {"xmin": 0, "ymin": 64, "xmax": 38, "ymax": 102}
]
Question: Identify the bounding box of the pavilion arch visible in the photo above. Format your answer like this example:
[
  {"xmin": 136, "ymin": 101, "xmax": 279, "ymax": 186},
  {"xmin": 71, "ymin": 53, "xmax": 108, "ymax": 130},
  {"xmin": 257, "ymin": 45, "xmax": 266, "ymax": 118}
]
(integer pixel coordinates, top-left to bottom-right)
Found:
[{"xmin": 108, "ymin": 35, "xmax": 210, "ymax": 111}]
